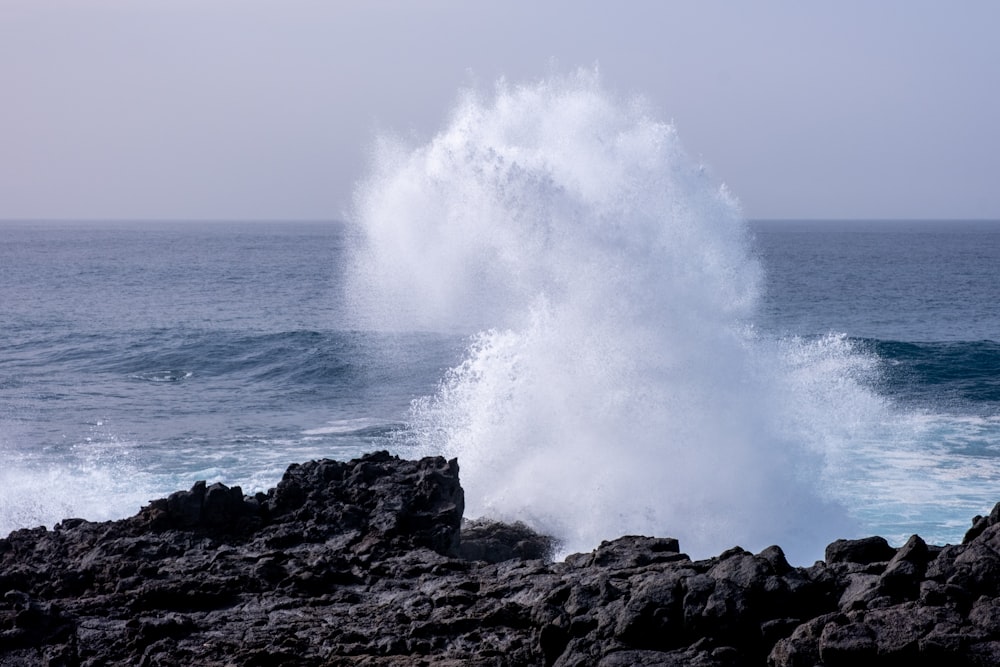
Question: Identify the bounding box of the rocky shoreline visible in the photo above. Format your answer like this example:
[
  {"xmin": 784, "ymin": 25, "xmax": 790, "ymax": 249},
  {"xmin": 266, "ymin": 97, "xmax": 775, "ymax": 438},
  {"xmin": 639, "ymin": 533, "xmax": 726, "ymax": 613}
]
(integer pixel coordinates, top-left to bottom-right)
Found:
[{"xmin": 3, "ymin": 452, "xmax": 1000, "ymax": 666}]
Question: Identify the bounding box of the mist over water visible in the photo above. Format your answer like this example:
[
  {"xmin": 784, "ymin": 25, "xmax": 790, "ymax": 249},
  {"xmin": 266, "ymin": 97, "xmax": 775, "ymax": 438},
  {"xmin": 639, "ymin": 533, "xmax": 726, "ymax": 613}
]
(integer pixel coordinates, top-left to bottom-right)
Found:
[{"xmin": 347, "ymin": 70, "xmax": 886, "ymax": 563}]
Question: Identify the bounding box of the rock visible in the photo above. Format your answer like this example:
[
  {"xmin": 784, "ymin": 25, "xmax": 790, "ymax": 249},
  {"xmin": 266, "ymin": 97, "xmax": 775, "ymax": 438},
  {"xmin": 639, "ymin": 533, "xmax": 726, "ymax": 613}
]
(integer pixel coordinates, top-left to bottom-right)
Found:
[
  {"xmin": 818, "ymin": 619, "xmax": 877, "ymax": 664},
  {"xmin": 824, "ymin": 536, "xmax": 896, "ymax": 565},
  {"xmin": 5, "ymin": 452, "xmax": 1000, "ymax": 665},
  {"xmin": 837, "ymin": 573, "xmax": 881, "ymax": 611},
  {"xmin": 757, "ymin": 545, "xmax": 792, "ymax": 575},
  {"xmin": 879, "ymin": 534, "xmax": 929, "ymax": 599},
  {"xmin": 459, "ymin": 519, "xmax": 556, "ymax": 563},
  {"xmin": 575, "ymin": 535, "xmax": 686, "ymax": 569},
  {"xmin": 963, "ymin": 501, "xmax": 1000, "ymax": 543}
]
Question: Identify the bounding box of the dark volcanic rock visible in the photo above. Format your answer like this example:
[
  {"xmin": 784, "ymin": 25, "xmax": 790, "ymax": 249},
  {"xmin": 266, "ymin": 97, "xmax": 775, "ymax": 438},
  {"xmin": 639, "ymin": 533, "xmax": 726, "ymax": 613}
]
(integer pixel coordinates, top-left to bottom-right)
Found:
[
  {"xmin": 459, "ymin": 519, "xmax": 557, "ymax": 563},
  {"xmin": 824, "ymin": 536, "xmax": 896, "ymax": 565},
  {"xmin": 4, "ymin": 453, "xmax": 1000, "ymax": 665}
]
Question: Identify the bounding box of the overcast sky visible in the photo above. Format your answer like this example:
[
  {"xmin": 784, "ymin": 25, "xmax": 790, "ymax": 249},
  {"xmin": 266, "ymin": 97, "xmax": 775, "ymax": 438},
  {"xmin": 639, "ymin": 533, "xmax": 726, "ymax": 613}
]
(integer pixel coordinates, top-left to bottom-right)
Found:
[{"xmin": 2, "ymin": 1, "xmax": 998, "ymax": 221}]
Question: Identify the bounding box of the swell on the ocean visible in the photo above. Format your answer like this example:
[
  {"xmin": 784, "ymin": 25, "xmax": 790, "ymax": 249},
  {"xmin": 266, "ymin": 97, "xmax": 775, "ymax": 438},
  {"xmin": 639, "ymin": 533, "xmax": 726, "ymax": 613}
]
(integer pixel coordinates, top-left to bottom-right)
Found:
[{"xmin": 345, "ymin": 69, "xmax": 889, "ymax": 563}]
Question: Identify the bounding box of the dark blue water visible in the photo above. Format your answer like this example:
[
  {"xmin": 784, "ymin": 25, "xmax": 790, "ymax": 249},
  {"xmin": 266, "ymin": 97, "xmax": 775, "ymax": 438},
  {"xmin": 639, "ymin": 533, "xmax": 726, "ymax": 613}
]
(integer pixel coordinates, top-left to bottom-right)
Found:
[
  {"xmin": 754, "ymin": 219, "xmax": 1000, "ymax": 413},
  {"xmin": 2, "ymin": 219, "xmax": 999, "ymax": 551},
  {"xmin": 0, "ymin": 221, "xmax": 464, "ymax": 531},
  {"xmin": 754, "ymin": 219, "xmax": 1000, "ymax": 344}
]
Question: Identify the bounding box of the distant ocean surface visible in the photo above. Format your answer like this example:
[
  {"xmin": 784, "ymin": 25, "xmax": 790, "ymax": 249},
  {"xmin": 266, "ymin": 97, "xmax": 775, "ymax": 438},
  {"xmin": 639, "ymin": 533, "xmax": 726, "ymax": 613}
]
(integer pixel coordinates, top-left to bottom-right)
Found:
[{"xmin": 2, "ymin": 218, "xmax": 998, "ymax": 560}]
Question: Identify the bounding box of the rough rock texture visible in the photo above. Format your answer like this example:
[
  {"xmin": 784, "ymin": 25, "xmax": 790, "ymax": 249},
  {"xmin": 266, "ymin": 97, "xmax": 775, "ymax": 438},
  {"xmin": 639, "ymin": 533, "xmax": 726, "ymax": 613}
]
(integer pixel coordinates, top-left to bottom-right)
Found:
[{"xmin": 4, "ymin": 451, "xmax": 1000, "ymax": 665}]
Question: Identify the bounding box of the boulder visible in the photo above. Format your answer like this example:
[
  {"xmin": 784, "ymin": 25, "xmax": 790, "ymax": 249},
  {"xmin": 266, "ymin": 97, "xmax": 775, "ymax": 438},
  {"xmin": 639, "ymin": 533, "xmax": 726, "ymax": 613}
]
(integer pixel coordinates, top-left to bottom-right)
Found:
[{"xmin": 824, "ymin": 536, "xmax": 896, "ymax": 565}]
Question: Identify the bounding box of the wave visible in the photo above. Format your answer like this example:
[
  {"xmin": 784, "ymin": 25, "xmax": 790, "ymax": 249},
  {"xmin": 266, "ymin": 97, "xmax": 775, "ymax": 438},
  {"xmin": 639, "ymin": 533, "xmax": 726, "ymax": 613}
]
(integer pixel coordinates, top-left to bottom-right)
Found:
[
  {"xmin": 6, "ymin": 328, "xmax": 455, "ymax": 395},
  {"xmin": 130, "ymin": 369, "xmax": 193, "ymax": 383},
  {"xmin": 110, "ymin": 329, "xmax": 356, "ymax": 387},
  {"xmin": 0, "ymin": 425, "xmax": 398, "ymax": 538},
  {"xmin": 867, "ymin": 339, "xmax": 1000, "ymax": 407},
  {"xmin": 346, "ymin": 69, "xmax": 892, "ymax": 563}
]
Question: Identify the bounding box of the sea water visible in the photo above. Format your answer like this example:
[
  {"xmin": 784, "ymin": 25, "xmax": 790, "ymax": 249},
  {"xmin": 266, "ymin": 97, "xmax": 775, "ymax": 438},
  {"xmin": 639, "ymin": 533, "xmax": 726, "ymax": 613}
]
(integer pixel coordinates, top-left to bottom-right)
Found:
[
  {"xmin": 0, "ymin": 221, "xmax": 466, "ymax": 536},
  {"xmin": 2, "ymin": 73, "xmax": 999, "ymax": 564}
]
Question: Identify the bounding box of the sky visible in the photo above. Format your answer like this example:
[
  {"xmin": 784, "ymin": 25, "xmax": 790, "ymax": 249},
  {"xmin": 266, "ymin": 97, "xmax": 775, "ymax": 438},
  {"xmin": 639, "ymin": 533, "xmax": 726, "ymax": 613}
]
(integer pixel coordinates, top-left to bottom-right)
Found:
[{"xmin": 2, "ymin": 1, "xmax": 998, "ymax": 221}]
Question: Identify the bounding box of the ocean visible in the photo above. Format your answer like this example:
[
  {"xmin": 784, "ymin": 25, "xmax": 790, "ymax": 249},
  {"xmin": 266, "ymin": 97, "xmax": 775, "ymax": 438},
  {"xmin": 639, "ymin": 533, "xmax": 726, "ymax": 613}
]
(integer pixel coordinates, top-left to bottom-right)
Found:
[
  {"xmin": 0, "ymin": 220, "xmax": 465, "ymax": 536},
  {"xmin": 2, "ymin": 74, "xmax": 998, "ymax": 564}
]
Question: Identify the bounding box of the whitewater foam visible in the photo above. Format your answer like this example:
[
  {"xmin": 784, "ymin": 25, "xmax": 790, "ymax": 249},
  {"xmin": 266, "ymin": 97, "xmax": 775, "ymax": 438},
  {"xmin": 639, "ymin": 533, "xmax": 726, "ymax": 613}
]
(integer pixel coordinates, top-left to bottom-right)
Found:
[
  {"xmin": 0, "ymin": 439, "xmax": 151, "ymax": 536},
  {"xmin": 345, "ymin": 70, "xmax": 897, "ymax": 563}
]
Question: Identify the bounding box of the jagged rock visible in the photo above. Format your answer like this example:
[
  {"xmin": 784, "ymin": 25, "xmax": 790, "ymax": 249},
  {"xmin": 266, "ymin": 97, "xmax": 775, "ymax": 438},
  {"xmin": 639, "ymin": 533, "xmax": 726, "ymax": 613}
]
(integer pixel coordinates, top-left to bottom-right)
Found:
[
  {"xmin": 964, "ymin": 501, "xmax": 1000, "ymax": 543},
  {"xmin": 458, "ymin": 519, "xmax": 556, "ymax": 563},
  {"xmin": 4, "ymin": 451, "xmax": 1000, "ymax": 665},
  {"xmin": 824, "ymin": 536, "xmax": 896, "ymax": 565}
]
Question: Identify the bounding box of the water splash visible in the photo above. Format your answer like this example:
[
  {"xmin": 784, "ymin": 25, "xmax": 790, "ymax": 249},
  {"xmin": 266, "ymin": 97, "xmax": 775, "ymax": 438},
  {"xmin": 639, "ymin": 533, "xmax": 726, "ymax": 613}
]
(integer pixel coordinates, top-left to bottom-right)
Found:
[
  {"xmin": 347, "ymin": 69, "xmax": 886, "ymax": 563},
  {"xmin": 0, "ymin": 433, "xmax": 150, "ymax": 536}
]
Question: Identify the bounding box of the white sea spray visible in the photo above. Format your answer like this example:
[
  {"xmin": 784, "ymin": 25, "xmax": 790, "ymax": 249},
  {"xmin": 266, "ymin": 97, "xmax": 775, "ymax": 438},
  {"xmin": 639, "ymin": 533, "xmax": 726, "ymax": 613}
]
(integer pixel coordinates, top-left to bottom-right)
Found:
[{"xmin": 347, "ymin": 70, "xmax": 890, "ymax": 563}]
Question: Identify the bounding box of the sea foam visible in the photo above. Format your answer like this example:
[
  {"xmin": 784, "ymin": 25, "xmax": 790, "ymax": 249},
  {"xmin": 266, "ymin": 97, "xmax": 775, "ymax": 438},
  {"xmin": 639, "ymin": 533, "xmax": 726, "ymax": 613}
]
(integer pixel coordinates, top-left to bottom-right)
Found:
[{"xmin": 346, "ymin": 69, "xmax": 886, "ymax": 563}]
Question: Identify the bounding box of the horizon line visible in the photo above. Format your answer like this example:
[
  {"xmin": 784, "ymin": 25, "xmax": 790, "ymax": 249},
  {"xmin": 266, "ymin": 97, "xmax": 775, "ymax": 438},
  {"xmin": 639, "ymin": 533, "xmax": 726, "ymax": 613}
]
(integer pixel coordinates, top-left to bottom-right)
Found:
[{"xmin": 1, "ymin": 216, "xmax": 999, "ymax": 225}]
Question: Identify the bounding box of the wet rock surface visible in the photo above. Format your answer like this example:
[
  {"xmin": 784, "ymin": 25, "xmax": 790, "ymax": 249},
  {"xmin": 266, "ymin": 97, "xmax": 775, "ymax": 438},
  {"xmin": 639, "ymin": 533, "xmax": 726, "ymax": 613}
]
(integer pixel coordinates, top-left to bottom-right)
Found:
[{"xmin": 3, "ymin": 451, "xmax": 1000, "ymax": 665}]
